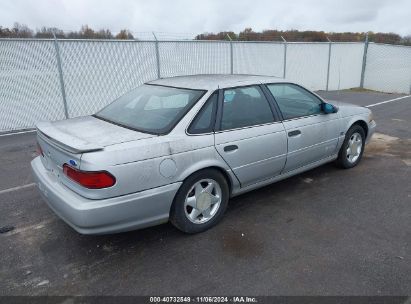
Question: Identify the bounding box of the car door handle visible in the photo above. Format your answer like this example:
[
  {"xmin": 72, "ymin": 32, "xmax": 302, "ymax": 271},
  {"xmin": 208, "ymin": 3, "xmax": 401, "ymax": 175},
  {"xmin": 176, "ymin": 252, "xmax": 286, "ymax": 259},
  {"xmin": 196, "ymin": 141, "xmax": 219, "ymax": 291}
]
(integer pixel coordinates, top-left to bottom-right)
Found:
[
  {"xmin": 288, "ymin": 130, "xmax": 301, "ymax": 137},
  {"xmin": 224, "ymin": 145, "xmax": 238, "ymax": 152}
]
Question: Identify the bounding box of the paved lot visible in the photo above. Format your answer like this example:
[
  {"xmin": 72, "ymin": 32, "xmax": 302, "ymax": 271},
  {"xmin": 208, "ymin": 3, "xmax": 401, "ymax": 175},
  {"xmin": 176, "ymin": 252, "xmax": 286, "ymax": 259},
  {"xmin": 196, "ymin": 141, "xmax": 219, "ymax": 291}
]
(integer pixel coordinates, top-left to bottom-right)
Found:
[{"xmin": 0, "ymin": 91, "xmax": 410, "ymax": 296}]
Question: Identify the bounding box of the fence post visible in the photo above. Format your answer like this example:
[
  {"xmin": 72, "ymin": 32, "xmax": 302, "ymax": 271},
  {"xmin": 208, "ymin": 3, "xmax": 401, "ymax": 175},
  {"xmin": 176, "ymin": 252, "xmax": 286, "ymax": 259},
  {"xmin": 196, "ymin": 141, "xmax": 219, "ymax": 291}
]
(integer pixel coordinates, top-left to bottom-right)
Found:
[
  {"xmin": 227, "ymin": 34, "xmax": 233, "ymax": 74},
  {"xmin": 152, "ymin": 32, "xmax": 161, "ymax": 79},
  {"xmin": 326, "ymin": 37, "xmax": 332, "ymax": 91},
  {"xmin": 281, "ymin": 36, "xmax": 287, "ymax": 79},
  {"xmin": 360, "ymin": 33, "xmax": 369, "ymax": 89},
  {"xmin": 52, "ymin": 32, "xmax": 69, "ymax": 119}
]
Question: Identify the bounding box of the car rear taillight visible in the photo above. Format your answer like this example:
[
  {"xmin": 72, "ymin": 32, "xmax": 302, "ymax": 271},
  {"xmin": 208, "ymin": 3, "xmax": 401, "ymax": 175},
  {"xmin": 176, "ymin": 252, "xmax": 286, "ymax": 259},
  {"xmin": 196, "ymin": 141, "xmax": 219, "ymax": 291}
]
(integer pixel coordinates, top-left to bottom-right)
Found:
[
  {"xmin": 63, "ymin": 164, "xmax": 116, "ymax": 189},
  {"xmin": 36, "ymin": 142, "xmax": 44, "ymax": 157}
]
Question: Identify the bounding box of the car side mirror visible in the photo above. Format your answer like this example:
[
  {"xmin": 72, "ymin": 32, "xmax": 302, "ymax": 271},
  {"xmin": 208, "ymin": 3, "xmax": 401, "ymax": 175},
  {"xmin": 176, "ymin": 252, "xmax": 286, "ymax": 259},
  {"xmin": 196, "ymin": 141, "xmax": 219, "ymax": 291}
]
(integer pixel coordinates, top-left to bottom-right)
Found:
[{"xmin": 322, "ymin": 103, "xmax": 338, "ymax": 114}]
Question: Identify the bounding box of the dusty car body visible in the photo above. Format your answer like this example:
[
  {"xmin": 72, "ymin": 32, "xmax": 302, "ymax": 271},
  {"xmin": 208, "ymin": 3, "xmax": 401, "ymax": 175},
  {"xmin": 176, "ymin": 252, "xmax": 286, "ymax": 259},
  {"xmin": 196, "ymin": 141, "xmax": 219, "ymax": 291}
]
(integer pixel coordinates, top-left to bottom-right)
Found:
[{"xmin": 31, "ymin": 75, "xmax": 376, "ymax": 234}]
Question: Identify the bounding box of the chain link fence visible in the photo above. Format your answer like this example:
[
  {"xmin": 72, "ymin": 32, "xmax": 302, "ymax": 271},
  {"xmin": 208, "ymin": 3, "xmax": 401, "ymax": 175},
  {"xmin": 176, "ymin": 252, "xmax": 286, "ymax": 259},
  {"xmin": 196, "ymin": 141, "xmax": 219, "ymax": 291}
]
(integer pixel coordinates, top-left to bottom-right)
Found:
[
  {"xmin": 58, "ymin": 40, "xmax": 158, "ymax": 117},
  {"xmin": 159, "ymin": 41, "xmax": 231, "ymax": 77},
  {"xmin": 0, "ymin": 38, "xmax": 410, "ymax": 132},
  {"xmin": 363, "ymin": 43, "xmax": 411, "ymax": 94},
  {"xmin": 328, "ymin": 42, "xmax": 364, "ymax": 91},
  {"xmin": 0, "ymin": 39, "xmax": 66, "ymax": 131},
  {"xmin": 232, "ymin": 42, "xmax": 284, "ymax": 76}
]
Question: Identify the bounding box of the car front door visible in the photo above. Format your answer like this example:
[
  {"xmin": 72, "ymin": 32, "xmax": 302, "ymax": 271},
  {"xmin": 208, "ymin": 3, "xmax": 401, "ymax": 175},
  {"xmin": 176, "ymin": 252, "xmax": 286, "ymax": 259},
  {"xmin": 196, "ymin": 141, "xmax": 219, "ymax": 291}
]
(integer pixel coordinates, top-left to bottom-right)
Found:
[
  {"xmin": 266, "ymin": 83, "xmax": 340, "ymax": 173},
  {"xmin": 214, "ymin": 85, "xmax": 287, "ymax": 187}
]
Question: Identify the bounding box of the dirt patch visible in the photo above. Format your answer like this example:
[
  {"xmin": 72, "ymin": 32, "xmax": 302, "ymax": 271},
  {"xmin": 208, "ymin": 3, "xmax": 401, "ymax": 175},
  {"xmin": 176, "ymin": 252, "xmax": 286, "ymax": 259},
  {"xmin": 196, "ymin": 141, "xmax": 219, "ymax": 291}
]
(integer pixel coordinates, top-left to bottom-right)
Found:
[
  {"xmin": 343, "ymin": 87, "xmax": 391, "ymax": 93},
  {"xmin": 365, "ymin": 133, "xmax": 411, "ymax": 166}
]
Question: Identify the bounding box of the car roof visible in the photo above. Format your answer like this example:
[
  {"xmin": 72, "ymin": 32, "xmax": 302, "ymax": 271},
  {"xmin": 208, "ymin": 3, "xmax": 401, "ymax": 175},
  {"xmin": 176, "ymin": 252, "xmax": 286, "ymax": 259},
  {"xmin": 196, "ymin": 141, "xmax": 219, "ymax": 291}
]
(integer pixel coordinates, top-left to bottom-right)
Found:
[{"xmin": 147, "ymin": 74, "xmax": 287, "ymax": 91}]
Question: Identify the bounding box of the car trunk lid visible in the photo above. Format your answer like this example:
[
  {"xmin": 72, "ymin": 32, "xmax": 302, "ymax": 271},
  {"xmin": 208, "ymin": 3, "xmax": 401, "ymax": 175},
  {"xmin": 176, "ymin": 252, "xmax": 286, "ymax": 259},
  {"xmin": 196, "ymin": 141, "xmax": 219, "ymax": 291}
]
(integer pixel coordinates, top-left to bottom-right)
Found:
[
  {"xmin": 37, "ymin": 116, "xmax": 155, "ymax": 153},
  {"xmin": 36, "ymin": 116, "xmax": 156, "ymax": 193}
]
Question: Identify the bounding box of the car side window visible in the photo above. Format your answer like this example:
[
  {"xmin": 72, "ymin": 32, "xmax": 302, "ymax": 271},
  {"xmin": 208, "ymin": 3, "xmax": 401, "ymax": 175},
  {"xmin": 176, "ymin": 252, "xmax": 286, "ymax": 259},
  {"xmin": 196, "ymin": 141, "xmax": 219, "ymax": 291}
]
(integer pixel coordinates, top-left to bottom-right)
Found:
[
  {"xmin": 188, "ymin": 92, "xmax": 217, "ymax": 134},
  {"xmin": 221, "ymin": 86, "xmax": 274, "ymax": 130},
  {"xmin": 267, "ymin": 84, "xmax": 323, "ymax": 120}
]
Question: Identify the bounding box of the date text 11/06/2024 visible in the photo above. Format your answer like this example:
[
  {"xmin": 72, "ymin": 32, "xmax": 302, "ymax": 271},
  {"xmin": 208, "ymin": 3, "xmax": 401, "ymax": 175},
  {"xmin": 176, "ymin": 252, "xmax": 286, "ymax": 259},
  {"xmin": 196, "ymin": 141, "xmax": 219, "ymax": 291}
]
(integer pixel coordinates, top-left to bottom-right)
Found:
[{"xmin": 149, "ymin": 296, "xmax": 258, "ymax": 303}]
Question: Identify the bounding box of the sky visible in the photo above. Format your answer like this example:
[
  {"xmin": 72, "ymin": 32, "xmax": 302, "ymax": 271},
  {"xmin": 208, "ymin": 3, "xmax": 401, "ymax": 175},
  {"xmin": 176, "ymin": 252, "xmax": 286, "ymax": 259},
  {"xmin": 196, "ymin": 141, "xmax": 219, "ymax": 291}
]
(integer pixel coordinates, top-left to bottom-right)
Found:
[{"xmin": 1, "ymin": 0, "xmax": 410, "ymax": 37}]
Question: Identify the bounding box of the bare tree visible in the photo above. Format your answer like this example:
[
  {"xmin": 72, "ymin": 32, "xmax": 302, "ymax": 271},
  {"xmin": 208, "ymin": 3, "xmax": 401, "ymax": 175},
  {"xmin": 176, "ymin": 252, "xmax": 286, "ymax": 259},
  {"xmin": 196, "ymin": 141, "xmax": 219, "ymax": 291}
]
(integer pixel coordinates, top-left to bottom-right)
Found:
[
  {"xmin": 35, "ymin": 27, "xmax": 65, "ymax": 38},
  {"xmin": 12, "ymin": 22, "xmax": 34, "ymax": 38},
  {"xmin": 115, "ymin": 29, "xmax": 134, "ymax": 40}
]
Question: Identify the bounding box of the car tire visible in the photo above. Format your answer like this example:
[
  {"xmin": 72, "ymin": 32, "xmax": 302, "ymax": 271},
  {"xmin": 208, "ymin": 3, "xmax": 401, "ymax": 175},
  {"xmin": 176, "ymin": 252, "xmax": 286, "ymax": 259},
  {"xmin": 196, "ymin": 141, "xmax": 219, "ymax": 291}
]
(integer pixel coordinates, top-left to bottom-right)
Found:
[
  {"xmin": 170, "ymin": 169, "xmax": 229, "ymax": 234},
  {"xmin": 336, "ymin": 124, "xmax": 366, "ymax": 169}
]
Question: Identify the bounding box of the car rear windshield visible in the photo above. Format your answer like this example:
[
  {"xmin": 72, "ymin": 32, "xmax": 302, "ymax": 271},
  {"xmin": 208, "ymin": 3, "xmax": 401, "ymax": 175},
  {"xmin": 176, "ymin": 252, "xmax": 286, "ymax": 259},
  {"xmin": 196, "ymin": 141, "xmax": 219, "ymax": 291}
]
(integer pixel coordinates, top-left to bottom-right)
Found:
[{"xmin": 94, "ymin": 84, "xmax": 206, "ymax": 135}]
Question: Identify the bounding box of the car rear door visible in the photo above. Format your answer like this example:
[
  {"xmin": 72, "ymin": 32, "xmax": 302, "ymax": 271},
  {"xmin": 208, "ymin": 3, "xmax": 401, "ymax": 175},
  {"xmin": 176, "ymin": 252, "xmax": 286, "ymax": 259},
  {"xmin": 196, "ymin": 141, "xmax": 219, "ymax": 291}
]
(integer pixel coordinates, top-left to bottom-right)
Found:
[
  {"xmin": 265, "ymin": 83, "xmax": 340, "ymax": 173},
  {"xmin": 214, "ymin": 85, "xmax": 287, "ymax": 187}
]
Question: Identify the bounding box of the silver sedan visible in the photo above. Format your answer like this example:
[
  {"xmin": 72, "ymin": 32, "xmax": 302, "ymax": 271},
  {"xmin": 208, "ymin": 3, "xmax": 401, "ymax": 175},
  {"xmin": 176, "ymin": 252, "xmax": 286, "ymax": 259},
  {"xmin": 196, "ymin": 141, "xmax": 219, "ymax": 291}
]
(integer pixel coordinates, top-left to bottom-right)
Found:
[{"xmin": 31, "ymin": 75, "xmax": 376, "ymax": 234}]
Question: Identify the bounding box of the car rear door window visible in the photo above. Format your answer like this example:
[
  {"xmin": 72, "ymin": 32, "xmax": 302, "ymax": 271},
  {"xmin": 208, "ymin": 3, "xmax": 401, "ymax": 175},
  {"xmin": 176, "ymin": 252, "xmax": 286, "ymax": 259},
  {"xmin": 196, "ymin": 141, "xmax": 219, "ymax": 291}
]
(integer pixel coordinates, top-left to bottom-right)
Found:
[
  {"xmin": 221, "ymin": 86, "xmax": 274, "ymax": 130},
  {"xmin": 188, "ymin": 92, "xmax": 217, "ymax": 134},
  {"xmin": 267, "ymin": 83, "xmax": 323, "ymax": 120}
]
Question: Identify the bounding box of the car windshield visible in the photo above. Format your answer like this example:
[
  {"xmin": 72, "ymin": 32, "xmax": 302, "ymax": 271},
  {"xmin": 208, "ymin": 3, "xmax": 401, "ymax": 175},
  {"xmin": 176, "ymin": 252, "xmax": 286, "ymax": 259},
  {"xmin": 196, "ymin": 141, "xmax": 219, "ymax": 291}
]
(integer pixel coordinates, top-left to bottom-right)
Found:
[{"xmin": 94, "ymin": 84, "xmax": 206, "ymax": 134}]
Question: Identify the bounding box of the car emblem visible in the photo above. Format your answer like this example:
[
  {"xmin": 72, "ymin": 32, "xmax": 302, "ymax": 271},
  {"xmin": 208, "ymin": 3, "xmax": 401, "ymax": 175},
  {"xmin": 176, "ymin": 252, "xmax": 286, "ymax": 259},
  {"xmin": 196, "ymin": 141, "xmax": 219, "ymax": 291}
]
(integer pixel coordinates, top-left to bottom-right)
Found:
[{"xmin": 69, "ymin": 159, "xmax": 77, "ymax": 166}]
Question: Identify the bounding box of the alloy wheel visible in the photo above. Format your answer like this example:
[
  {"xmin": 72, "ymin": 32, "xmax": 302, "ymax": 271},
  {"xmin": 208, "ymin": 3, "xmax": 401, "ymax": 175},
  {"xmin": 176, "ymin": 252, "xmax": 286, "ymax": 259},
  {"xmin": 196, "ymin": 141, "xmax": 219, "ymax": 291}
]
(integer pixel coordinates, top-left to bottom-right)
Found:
[
  {"xmin": 184, "ymin": 179, "xmax": 222, "ymax": 224},
  {"xmin": 346, "ymin": 132, "xmax": 363, "ymax": 164}
]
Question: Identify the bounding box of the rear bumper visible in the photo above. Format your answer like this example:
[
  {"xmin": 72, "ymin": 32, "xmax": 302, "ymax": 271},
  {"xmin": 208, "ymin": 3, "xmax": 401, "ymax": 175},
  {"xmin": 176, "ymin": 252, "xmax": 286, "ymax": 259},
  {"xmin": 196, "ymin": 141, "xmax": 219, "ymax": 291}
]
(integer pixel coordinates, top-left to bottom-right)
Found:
[{"xmin": 31, "ymin": 157, "xmax": 181, "ymax": 234}]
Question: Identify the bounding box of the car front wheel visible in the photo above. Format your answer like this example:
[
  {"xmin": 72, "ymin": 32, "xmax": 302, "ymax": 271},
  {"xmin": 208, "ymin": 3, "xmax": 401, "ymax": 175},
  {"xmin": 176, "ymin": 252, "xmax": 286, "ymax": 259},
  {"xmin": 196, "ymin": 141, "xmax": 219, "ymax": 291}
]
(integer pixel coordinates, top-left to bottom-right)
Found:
[
  {"xmin": 336, "ymin": 124, "xmax": 366, "ymax": 169},
  {"xmin": 170, "ymin": 169, "xmax": 229, "ymax": 234}
]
